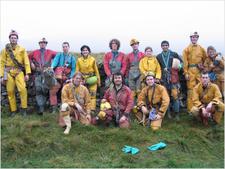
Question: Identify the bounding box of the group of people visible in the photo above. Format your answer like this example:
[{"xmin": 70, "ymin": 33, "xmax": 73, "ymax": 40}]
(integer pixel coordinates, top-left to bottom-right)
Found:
[{"xmin": 0, "ymin": 30, "xmax": 224, "ymax": 135}]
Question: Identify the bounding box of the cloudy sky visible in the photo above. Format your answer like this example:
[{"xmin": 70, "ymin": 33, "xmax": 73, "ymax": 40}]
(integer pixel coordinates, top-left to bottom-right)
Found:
[{"xmin": 0, "ymin": 0, "xmax": 224, "ymax": 55}]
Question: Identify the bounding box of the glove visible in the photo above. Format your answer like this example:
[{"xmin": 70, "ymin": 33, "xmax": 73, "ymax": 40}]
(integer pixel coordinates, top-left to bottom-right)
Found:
[
  {"xmin": 122, "ymin": 145, "xmax": 139, "ymax": 155},
  {"xmin": 149, "ymin": 108, "xmax": 157, "ymax": 120},
  {"xmin": 148, "ymin": 142, "xmax": 167, "ymax": 151}
]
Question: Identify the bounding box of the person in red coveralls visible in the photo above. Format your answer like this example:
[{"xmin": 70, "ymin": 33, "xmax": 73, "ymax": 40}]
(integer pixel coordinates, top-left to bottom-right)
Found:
[
  {"xmin": 103, "ymin": 39, "xmax": 127, "ymax": 88},
  {"xmin": 101, "ymin": 72, "xmax": 134, "ymax": 128},
  {"xmin": 29, "ymin": 38, "xmax": 57, "ymax": 115},
  {"xmin": 126, "ymin": 38, "xmax": 145, "ymax": 100}
]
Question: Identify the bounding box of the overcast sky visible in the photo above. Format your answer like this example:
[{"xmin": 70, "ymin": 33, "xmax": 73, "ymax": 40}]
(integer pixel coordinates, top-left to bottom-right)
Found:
[{"xmin": 0, "ymin": 0, "xmax": 224, "ymax": 55}]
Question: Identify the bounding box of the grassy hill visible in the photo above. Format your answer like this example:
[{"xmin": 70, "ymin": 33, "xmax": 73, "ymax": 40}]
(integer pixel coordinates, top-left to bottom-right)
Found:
[{"xmin": 1, "ymin": 106, "xmax": 224, "ymax": 168}]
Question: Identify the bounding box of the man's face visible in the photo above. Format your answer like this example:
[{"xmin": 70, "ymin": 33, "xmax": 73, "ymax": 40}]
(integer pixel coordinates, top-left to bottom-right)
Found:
[
  {"xmin": 190, "ymin": 36, "xmax": 199, "ymax": 45},
  {"xmin": 9, "ymin": 35, "xmax": 18, "ymax": 45},
  {"xmin": 131, "ymin": 43, "xmax": 139, "ymax": 50},
  {"xmin": 73, "ymin": 75, "xmax": 82, "ymax": 86},
  {"xmin": 62, "ymin": 44, "xmax": 69, "ymax": 53},
  {"xmin": 201, "ymin": 74, "xmax": 210, "ymax": 86},
  {"xmin": 39, "ymin": 42, "xmax": 47, "ymax": 49},
  {"xmin": 161, "ymin": 43, "xmax": 169, "ymax": 52},
  {"xmin": 113, "ymin": 75, "xmax": 122, "ymax": 86},
  {"xmin": 207, "ymin": 49, "xmax": 216, "ymax": 58},
  {"xmin": 81, "ymin": 48, "xmax": 89, "ymax": 57},
  {"xmin": 146, "ymin": 76, "xmax": 155, "ymax": 86},
  {"xmin": 111, "ymin": 41, "xmax": 118, "ymax": 51}
]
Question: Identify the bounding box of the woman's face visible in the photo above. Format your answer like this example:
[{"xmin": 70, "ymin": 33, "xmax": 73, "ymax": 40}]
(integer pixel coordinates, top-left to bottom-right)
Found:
[
  {"xmin": 81, "ymin": 48, "xmax": 89, "ymax": 57},
  {"xmin": 145, "ymin": 49, "xmax": 153, "ymax": 56},
  {"xmin": 111, "ymin": 41, "xmax": 118, "ymax": 50}
]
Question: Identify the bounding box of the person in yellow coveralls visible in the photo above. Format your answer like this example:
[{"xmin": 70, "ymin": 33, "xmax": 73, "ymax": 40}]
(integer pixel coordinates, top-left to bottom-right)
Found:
[
  {"xmin": 139, "ymin": 47, "xmax": 161, "ymax": 88},
  {"xmin": 183, "ymin": 32, "xmax": 207, "ymax": 113},
  {"xmin": 59, "ymin": 72, "xmax": 92, "ymax": 134},
  {"xmin": 203, "ymin": 46, "xmax": 224, "ymax": 98},
  {"xmin": 190, "ymin": 72, "xmax": 224, "ymax": 126},
  {"xmin": 136, "ymin": 73, "xmax": 170, "ymax": 130},
  {"xmin": 76, "ymin": 45, "xmax": 100, "ymax": 114},
  {"xmin": 0, "ymin": 30, "xmax": 31, "ymax": 117}
]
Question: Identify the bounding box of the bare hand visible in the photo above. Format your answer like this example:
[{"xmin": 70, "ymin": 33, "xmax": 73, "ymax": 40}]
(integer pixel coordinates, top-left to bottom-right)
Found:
[
  {"xmin": 101, "ymin": 99, "xmax": 107, "ymax": 103},
  {"xmin": 141, "ymin": 106, "xmax": 148, "ymax": 114},
  {"xmin": 24, "ymin": 75, "xmax": 29, "ymax": 81},
  {"xmin": 185, "ymin": 74, "xmax": 189, "ymax": 80},
  {"xmin": 31, "ymin": 62, "xmax": 36, "ymax": 70},
  {"xmin": 206, "ymin": 102, "xmax": 213, "ymax": 112},
  {"xmin": 75, "ymin": 103, "xmax": 84, "ymax": 113},
  {"xmin": 201, "ymin": 108, "xmax": 207, "ymax": 117},
  {"xmin": 154, "ymin": 114, "xmax": 162, "ymax": 120},
  {"xmin": 86, "ymin": 114, "xmax": 91, "ymax": 121}
]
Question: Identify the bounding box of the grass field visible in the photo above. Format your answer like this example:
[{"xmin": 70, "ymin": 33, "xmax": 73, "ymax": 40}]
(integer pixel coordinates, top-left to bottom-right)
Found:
[{"xmin": 1, "ymin": 106, "xmax": 224, "ymax": 168}]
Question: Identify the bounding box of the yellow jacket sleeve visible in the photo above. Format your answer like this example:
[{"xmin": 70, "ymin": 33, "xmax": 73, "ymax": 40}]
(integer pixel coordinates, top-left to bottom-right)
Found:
[
  {"xmin": 158, "ymin": 86, "xmax": 170, "ymax": 117},
  {"xmin": 137, "ymin": 87, "xmax": 148, "ymax": 107},
  {"xmin": 23, "ymin": 49, "xmax": 31, "ymax": 74},
  {"xmin": 192, "ymin": 84, "xmax": 203, "ymax": 108},
  {"xmin": 182, "ymin": 47, "xmax": 189, "ymax": 75},
  {"xmin": 94, "ymin": 59, "xmax": 101, "ymax": 86},
  {"xmin": 155, "ymin": 59, "xmax": 162, "ymax": 79},
  {"xmin": 0, "ymin": 49, "xmax": 6, "ymax": 77},
  {"xmin": 139, "ymin": 58, "xmax": 146, "ymax": 75},
  {"xmin": 75, "ymin": 58, "xmax": 80, "ymax": 72}
]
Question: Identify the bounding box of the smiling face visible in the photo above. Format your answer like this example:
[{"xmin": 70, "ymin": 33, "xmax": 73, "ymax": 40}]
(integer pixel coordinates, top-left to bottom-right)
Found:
[
  {"xmin": 73, "ymin": 74, "xmax": 82, "ymax": 86},
  {"xmin": 146, "ymin": 75, "xmax": 155, "ymax": 86},
  {"xmin": 161, "ymin": 43, "xmax": 169, "ymax": 52},
  {"xmin": 207, "ymin": 48, "xmax": 216, "ymax": 58},
  {"xmin": 81, "ymin": 47, "xmax": 89, "ymax": 57},
  {"xmin": 113, "ymin": 74, "xmax": 123, "ymax": 86}
]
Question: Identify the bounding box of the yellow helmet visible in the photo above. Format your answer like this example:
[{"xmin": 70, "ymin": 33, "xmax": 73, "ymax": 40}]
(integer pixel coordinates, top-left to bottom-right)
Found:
[
  {"xmin": 100, "ymin": 102, "xmax": 111, "ymax": 110},
  {"xmin": 130, "ymin": 38, "xmax": 139, "ymax": 46},
  {"xmin": 98, "ymin": 111, "xmax": 106, "ymax": 120}
]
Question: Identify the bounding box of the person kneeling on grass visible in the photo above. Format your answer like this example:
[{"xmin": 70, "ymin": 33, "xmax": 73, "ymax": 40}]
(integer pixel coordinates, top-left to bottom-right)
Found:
[
  {"xmin": 190, "ymin": 72, "xmax": 224, "ymax": 126},
  {"xmin": 135, "ymin": 72, "xmax": 170, "ymax": 130},
  {"xmin": 96, "ymin": 72, "xmax": 134, "ymax": 128},
  {"xmin": 58, "ymin": 72, "xmax": 92, "ymax": 134}
]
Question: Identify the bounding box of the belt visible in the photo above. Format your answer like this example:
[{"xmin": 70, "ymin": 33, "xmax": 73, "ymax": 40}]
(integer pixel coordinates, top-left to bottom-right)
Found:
[
  {"xmin": 82, "ymin": 72, "xmax": 95, "ymax": 76},
  {"xmin": 188, "ymin": 64, "xmax": 198, "ymax": 68}
]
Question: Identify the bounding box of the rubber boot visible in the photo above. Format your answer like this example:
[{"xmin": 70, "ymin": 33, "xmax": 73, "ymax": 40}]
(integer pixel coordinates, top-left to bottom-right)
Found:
[
  {"xmin": 167, "ymin": 111, "xmax": 172, "ymax": 119},
  {"xmin": 175, "ymin": 112, "xmax": 180, "ymax": 121},
  {"xmin": 20, "ymin": 108, "xmax": 27, "ymax": 117},
  {"xmin": 52, "ymin": 105, "xmax": 58, "ymax": 114},
  {"xmin": 9, "ymin": 111, "xmax": 16, "ymax": 117},
  {"xmin": 38, "ymin": 106, "xmax": 44, "ymax": 115},
  {"xmin": 63, "ymin": 115, "xmax": 71, "ymax": 135}
]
